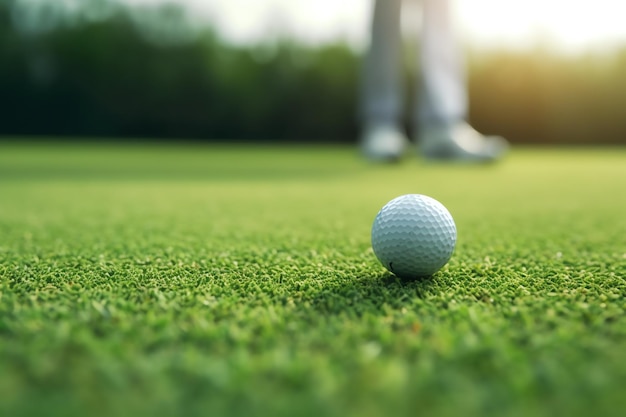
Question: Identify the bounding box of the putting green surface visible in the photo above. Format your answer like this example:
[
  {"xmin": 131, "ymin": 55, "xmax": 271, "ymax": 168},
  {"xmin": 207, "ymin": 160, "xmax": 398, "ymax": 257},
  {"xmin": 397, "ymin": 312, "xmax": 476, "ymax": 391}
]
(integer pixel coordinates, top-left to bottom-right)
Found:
[{"xmin": 0, "ymin": 143, "xmax": 625, "ymax": 417}]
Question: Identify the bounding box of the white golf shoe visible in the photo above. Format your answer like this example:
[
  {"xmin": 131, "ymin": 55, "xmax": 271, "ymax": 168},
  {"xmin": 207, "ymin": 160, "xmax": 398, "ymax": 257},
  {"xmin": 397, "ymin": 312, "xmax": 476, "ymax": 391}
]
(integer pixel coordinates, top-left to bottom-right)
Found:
[
  {"xmin": 360, "ymin": 124, "xmax": 409, "ymax": 162},
  {"xmin": 419, "ymin": 122, "xmax": 508, "ymax": 162}
]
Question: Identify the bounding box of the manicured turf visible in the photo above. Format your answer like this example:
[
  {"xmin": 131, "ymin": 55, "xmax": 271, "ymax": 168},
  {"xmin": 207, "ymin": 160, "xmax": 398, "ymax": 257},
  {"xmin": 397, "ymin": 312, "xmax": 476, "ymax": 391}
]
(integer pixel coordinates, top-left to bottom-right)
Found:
[{"xmin": 0, "ymin": 143, "xmax": 624, "ymax": 417}]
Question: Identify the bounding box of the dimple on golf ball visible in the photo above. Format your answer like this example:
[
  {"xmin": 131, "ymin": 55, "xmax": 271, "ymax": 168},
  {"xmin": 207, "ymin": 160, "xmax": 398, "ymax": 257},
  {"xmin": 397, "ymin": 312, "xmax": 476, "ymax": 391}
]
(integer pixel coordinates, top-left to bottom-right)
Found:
[{"xmin": 371, "ymin": 194, "xmax": 457, "ymax": 278}]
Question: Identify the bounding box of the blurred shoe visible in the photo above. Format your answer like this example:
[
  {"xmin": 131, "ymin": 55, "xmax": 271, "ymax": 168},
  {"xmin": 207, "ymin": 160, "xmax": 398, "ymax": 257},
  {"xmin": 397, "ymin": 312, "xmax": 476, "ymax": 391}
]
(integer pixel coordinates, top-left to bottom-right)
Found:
[
  {"xmin": 419, "ymin": 122, "xmax": 508, "ymax": 162},
  {"xmin": 360, "ymin": 123, "xmax": 409, "ymax": 162}
]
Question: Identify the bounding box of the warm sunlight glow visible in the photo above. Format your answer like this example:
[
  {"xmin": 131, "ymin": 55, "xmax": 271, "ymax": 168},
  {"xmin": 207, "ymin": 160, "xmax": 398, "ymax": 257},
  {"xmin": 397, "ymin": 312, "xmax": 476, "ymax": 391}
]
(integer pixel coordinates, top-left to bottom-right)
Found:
[
  {"xmin": 125, "ymin": 0, "xmax": 626, "ymax": 51},
  {"xmin": 457, "ymin": 0, "xmax": 626, "ymax": 51}
]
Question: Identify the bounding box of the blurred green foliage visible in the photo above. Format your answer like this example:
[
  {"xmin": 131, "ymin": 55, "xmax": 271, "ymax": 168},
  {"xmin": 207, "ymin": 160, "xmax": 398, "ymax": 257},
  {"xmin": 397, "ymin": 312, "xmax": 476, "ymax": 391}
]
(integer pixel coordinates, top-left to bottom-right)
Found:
[{"xmin": 1, "ymin": 0, "xmax": 625, "ymax": 144}]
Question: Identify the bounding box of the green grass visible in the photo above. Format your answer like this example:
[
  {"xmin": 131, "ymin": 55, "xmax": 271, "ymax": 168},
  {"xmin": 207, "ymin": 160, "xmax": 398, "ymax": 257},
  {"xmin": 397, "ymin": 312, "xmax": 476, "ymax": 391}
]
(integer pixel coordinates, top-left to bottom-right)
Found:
[{"xmin": 0, "ymin": 143, "xmax": 625, "ymax": 417}]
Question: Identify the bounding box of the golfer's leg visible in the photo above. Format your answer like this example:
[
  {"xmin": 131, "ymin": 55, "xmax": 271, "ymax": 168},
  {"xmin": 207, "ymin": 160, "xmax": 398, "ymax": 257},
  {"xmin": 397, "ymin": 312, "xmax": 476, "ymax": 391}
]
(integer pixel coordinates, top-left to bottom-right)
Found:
[
  {"xmin": 360, "ymin": 0, "xmax": 408, "ymax": 161},
  {"xmin": 416, "ymin": 0, "xmax": 508, "ymax": 161},
  {"xmin": 417, "ymin": 0, "xmax": 466, "ymax": 127}
]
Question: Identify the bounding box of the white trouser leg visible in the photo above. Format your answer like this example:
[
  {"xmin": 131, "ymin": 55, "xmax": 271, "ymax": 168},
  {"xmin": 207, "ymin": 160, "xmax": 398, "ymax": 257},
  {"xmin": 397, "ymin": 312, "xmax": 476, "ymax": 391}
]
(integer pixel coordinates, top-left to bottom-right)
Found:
[
  {"xmin": 360, "ymin": 0, "xmax": 403, "ymax": 128},
  {"xmin": 417, "ymin": 0, "xmax": 467, "ymax": 129}
]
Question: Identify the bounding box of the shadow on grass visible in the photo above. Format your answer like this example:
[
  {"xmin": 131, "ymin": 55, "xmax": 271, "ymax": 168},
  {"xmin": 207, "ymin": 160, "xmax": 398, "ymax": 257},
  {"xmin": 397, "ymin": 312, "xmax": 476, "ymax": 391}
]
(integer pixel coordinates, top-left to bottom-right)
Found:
[{"xmin": 302, "ymin": 272, "xmax": 437, "ymax": 316}]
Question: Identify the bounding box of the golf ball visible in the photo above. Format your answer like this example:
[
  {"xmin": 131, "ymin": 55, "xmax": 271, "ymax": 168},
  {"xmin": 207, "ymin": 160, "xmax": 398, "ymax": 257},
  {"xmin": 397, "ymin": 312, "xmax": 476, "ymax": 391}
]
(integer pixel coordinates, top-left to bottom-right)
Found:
[{"xmin": 371, "ymin": 194, "xmax": 456, "ymax": 278}]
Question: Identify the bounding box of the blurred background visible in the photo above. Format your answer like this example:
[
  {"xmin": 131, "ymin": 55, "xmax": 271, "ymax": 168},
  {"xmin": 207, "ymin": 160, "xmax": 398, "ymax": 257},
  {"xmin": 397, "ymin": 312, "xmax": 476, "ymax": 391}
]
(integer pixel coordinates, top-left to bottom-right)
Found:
[{"xmin": 1, "ymin": 0, "xmax": 626, "ymax": 145}]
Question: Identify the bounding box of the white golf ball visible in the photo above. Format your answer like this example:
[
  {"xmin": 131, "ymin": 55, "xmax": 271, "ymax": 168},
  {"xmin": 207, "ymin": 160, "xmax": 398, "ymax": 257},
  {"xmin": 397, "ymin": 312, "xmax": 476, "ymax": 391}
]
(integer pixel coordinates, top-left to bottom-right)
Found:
[{"xmin": 371, "ymin": 194, "xmax": 457, "ymax": 278}]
